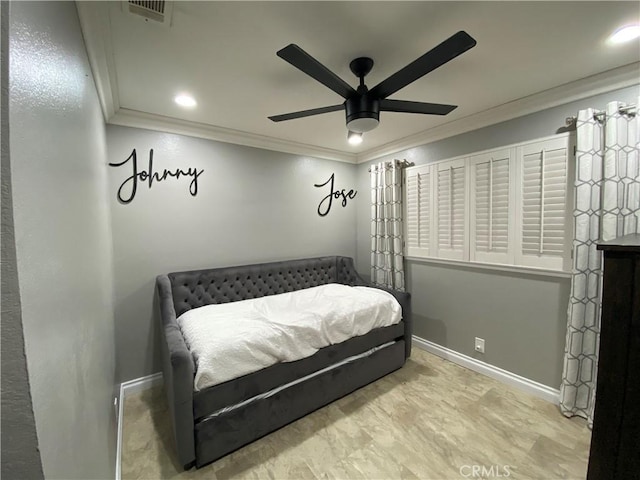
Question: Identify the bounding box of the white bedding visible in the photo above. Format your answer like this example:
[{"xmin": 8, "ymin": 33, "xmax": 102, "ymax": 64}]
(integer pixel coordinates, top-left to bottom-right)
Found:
[{"xmin": 176, "ymin": 283, "xmax": 402, "ymax": 391}]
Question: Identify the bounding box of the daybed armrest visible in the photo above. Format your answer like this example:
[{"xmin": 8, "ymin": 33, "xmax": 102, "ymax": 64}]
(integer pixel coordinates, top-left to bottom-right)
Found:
[
  {"xmin": 336, "ymin": 257, "xmax": 412, "ymax": 358},
  {"xmin": 369, "ymin": 285, "xmax": 412, "ymax": 359},
  {"xmin": 156, "ymin": 275, "xmax": 196, "ymax": 469}
]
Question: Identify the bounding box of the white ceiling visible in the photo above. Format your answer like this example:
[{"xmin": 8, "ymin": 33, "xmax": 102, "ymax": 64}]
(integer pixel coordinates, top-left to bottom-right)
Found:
[{"xmin": 78, "ymin": 1, "xmax": 640, "ymax": 163}]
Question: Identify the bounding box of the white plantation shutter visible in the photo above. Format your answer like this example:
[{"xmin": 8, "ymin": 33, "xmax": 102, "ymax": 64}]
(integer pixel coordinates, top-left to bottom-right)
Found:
[
  {"xmin": 435, "ymin": 159, "xmax": 467, "ymax": 260},
  {"xmin": 517, "ymin": 137, "xmax": 571, "ymax": 270},
  {"xmin": 401, "ymin": 134, "xmax": 571, "ymax": 272},
  {"xmin": 405, "ymin": 165, "xmax": 432, "ymax": 257},
  {"xmin": 470, "ymin": 149, "xmax": 514, "ymax": 264}
]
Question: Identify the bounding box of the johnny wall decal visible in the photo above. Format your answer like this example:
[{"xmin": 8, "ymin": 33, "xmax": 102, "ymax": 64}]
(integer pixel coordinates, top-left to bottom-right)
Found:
[
  {"xmin": 109, "ymin": 149, "xmax": 204, "ymax": 204},
  {"xmin": 314, "ymin": 173, "xmax": 357, "ymax": 217}
]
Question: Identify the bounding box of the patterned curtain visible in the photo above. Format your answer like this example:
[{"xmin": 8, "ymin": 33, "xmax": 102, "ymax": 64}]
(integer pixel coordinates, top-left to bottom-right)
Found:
[
  {"xmin": 560, "ymin": 98, "xmax": 639, "ymax": 425},
  {"xmin": 370, "ymin": 160, "xmax": 405, "ymax": 291}
]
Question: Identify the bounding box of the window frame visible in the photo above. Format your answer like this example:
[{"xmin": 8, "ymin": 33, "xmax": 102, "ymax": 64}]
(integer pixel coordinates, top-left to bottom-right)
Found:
[{"xmin": 403, "ymin": 132, "xmax": 574, "ymax": 274}]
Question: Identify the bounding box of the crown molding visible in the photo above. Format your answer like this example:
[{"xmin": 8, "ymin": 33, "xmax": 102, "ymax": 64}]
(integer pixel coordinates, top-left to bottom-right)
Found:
[
  {"xmin": 77, "ymin": 2, "xmax": 354, "ymax": 163},
  {"xmin": 356, "ymin": 62, "xmax": 640, "ymax": 164},
  {"xmin": 76, "ymin": 1, "xmax": 120, "ymax": 121},
  {"xmin": 78, "ymin": 3, "xmax": 637, "ymax": 167},
  {"xmin": 110, "ymin": 109, "xmax": 357, "ymax": 164}
]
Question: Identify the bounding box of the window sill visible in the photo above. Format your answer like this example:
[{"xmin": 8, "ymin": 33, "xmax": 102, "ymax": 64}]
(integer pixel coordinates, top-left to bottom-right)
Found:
[{"xmin": 404, "ymin": 256, "xmax": 572, "ymax": 279}]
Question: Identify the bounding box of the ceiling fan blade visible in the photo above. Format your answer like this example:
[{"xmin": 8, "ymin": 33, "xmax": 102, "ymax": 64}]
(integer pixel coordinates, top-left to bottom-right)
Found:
[
  {"xmin": 268, "ymin": 104, "xmax": 344, "ymax": 122},
  {"xmin": 380, "ymin": 99, "xmax": 457, "ymax": 116},
  {"xmin": 277, "ymin": 44, "xmax": 357, "ymax": 99},
  {"xmin": 370, "ymin": 31, "xmax": 477, "ymax": 100}
]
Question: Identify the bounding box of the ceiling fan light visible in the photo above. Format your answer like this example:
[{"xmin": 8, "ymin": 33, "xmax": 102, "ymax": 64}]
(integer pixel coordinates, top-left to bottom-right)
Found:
[
  {"xmin": 347, "ymin": 131, "xmax": 363, "ymax": 145},
  {"xmin": 346, "ymin": 117, "xmax": 379, "ymax": 133}
]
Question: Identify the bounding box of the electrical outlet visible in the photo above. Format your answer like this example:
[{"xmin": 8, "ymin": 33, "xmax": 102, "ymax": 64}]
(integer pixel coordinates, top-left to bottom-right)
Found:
[{"xmin": 475, "ymin": 337, "xmax": 485, "ymax": 354}]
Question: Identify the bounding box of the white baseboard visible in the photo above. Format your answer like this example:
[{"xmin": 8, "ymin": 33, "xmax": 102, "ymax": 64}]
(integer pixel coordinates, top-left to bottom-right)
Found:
[
  {"xmin": 412, "ymin": 336, "xmax": 560, "ymax": 404},
  {"xmin": 115, "ymin": 373, "xmax": 164, "ymax": 480},
  {"xmin": 120, "ymin": 372, "xmax": 164, "ymax": 397}
]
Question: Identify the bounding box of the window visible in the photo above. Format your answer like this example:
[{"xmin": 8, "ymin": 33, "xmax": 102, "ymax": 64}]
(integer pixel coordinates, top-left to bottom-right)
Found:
[
  {"xmin": 469, "ymin": 148, "xmax": 514, "ymax": 265},
  {"xmin": 434, "ymin": 159, "xmax": 468, "ymax": 260},
  {"xmin": 404, "ymin": 134, "xmax": 573, "ymax": 273},
  {"xmin": 516, "ymin": 137, "xmax": 572, "ymax": 271},
  {"xmin": 405, "ymin": 165, "xmax": 432, "ymax": 257}
]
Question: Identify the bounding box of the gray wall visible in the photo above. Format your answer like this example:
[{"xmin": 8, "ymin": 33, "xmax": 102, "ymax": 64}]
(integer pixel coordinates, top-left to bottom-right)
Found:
[
  {"xmin": 356, "ymin": 84, "xmax": 640, "ymax": 388},
  {"xmin": 0, "ymin": 0, "xmax": 44, "ymax": 477},
  {"xmin": 8, "ymin": 2, "xmax": 116, "ymax": 479},
  {"xmin": 107, "ymin": 125, "xmax": 358, "ymax": 382}
]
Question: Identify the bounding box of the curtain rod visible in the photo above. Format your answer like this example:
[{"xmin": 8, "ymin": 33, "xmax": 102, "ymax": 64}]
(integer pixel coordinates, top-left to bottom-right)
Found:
[
  {"xmin": 368, "ymin": 159, "xmax": 414, "ymax": 172},
  {"xmin": 565, "ymin": 102, "xmax": 637, "ymax": 126}
]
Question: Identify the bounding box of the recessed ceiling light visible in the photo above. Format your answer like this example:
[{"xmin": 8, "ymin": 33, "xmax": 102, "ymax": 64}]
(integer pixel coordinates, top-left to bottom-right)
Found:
[
  {"xmin": 608, "ymin": 24, "xmax": 640, "ymax": 44},
  {"xmin": 174, "ymin": 94, "xmax": 197, "ymax": 108},
  {"xmin": 347, "ymin": 131, "xmax": 363, "ymax": 145}
]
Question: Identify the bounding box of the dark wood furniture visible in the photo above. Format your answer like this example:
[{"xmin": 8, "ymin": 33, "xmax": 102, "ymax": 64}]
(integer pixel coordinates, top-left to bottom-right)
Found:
[{"xmin": 587, "ymin": 234, "xmax": 640, "ymax": 480}]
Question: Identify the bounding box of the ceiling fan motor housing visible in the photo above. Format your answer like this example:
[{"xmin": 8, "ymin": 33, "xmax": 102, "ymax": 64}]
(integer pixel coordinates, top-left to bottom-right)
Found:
[{"xmin": 346, "ymin": 95, "xmax": 380, "ymax": 133}]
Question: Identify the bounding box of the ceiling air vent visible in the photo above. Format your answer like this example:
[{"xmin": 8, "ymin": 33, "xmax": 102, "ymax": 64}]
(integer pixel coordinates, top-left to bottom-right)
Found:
[{"xmin": 125, "ymin": 0, "xmax": 174, "ymax": 26}]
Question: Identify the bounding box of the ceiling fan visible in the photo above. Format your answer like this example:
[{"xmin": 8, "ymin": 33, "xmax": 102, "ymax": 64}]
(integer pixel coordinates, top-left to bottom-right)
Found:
[{"xmin": 268, "ymin": 31, "xmax": 477, "ymax": 143}]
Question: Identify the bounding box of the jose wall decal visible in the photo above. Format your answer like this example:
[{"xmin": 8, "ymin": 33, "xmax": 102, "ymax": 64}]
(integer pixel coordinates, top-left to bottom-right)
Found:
[
  {"xmin": 314, "ymin": 173, "xmax": 357, "ymax": 217},
  {"xmin": 109, "ymin": 148, "xmax": 204, "ymax": 204}
]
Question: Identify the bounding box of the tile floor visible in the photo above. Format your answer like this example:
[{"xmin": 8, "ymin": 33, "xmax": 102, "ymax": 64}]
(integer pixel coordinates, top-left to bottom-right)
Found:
[{"xmin": 121, "ymin": 348, "xmax": 591, "ymax": 480}]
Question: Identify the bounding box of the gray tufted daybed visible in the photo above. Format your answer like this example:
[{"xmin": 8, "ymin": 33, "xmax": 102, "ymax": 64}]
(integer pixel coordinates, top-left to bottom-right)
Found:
[{"xmin": 156, "ymin": 256, "xmax": 411, "ymax": 469}]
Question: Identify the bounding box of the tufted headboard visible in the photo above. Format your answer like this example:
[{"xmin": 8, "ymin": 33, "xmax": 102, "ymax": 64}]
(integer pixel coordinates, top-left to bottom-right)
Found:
[{"xmin": 168, "ymin": 256, "xmax": 366, "ymax": 318}]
